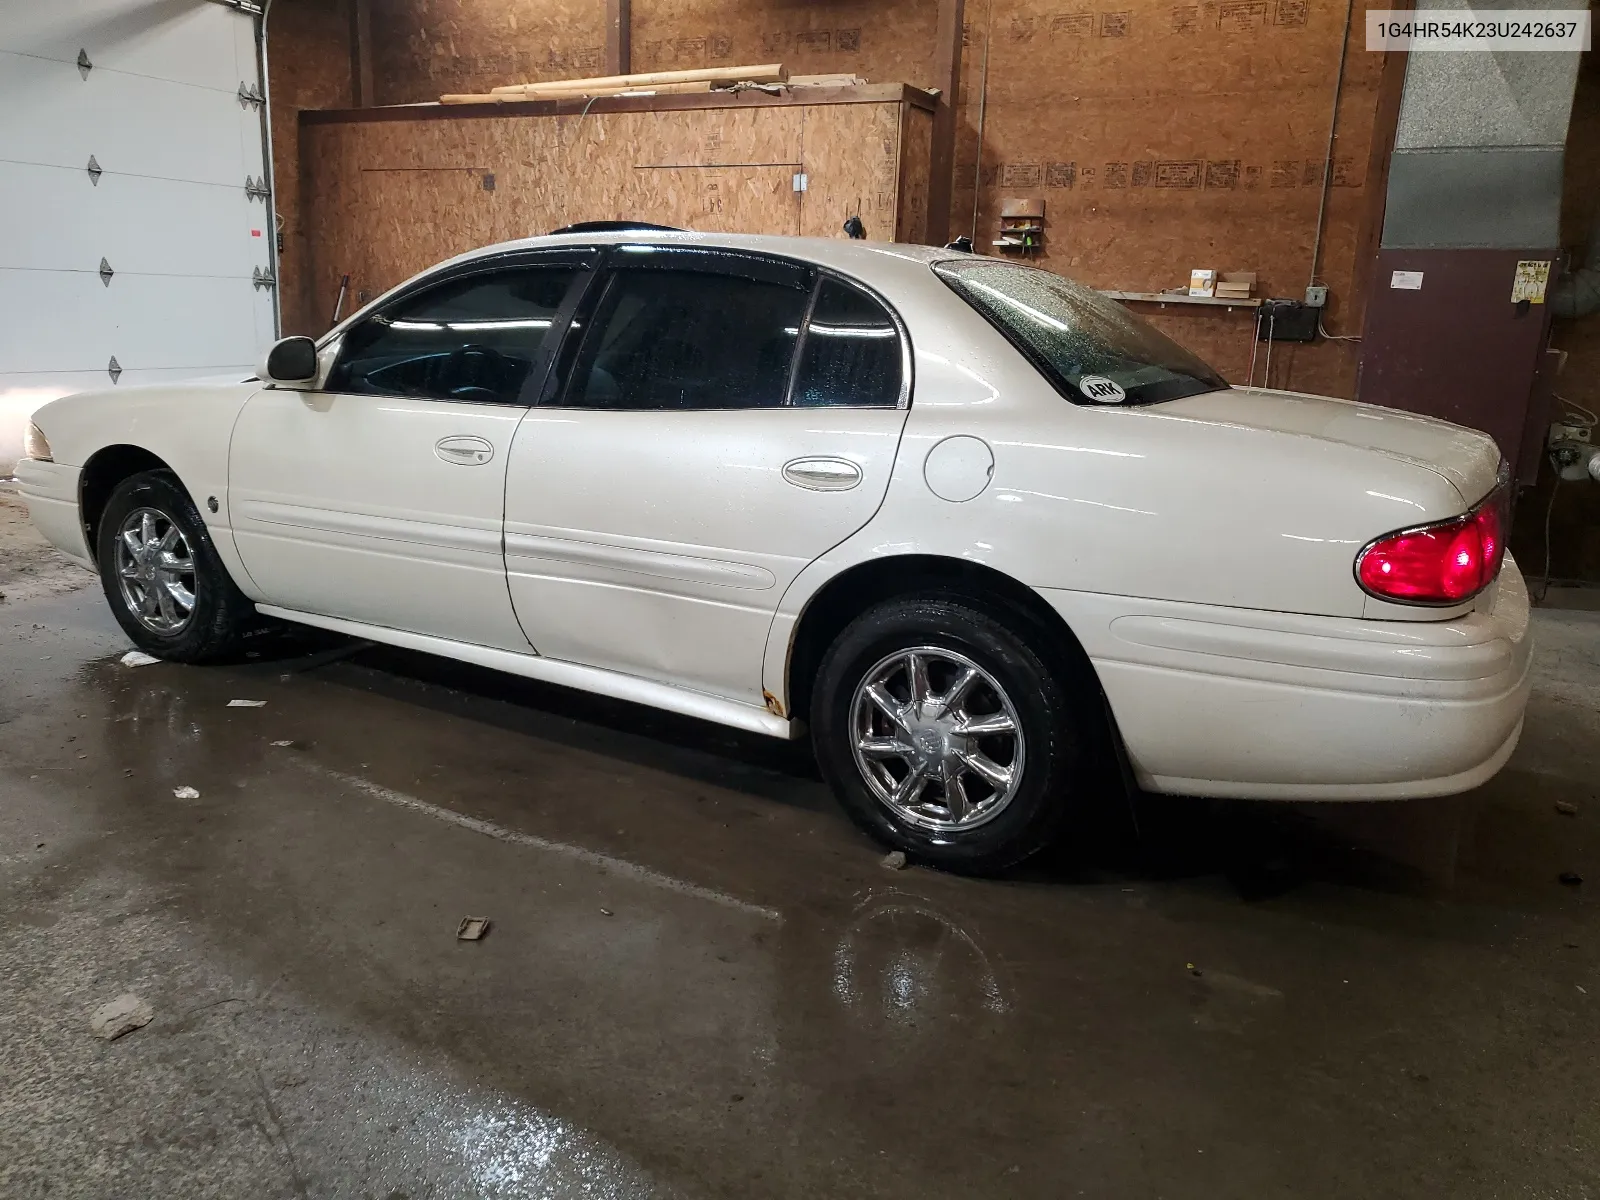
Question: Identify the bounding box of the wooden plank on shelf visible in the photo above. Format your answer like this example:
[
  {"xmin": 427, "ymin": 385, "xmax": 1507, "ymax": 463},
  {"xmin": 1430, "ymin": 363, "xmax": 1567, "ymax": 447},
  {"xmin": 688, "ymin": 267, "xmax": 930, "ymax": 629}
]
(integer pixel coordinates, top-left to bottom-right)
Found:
[
  {"xmin": 442, "ymin": 80, "xmax": 713, "ymax": 104},
  {"xmin": 489, "ymin": 63, "xmax": 786, "ymax": 96}
]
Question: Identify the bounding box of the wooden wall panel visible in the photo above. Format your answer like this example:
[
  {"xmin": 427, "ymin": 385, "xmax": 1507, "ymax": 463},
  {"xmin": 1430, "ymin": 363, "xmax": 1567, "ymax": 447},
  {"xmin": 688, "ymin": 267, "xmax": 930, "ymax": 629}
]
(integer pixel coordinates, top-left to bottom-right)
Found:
[
  {"xmin": 367, "ymin": 0, "xmax": 606, "ymax": 104},
  {"xmin": 946, "ymin": 0, "xmax": 1384, "ymax": 396},
  {"xmin": 896, "ymin": 106, "xmax": 935, "ymax": 243},
  {"xmin": 266, "ymin": 0, "xmax": 353, "ymax": 335},
  {"xmin": 797, "ymin": 102, "xmax": 904, "ymax": 242},
  {"xmin": 363, "ymin": 0, "xmax": 942, "ymax": 104},
  {"xmin": 628, "ymin": 0, "xmax": 940, "ymax": 88},
  {"xmin": 283, "ymin": 0, "xmax": 1400, "ymax": 397},
  {"xmin": 300, "ymin": 122, "xmax": 370, "ymax": 328},
  {"xmin": 297, "ymin": 97, "xmax": 909, "ymax": 329}
]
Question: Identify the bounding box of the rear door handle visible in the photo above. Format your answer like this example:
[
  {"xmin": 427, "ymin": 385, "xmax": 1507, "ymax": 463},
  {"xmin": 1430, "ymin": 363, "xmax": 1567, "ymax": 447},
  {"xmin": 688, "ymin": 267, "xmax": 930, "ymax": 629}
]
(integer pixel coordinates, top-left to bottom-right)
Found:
[
  {"xmin": 782, "ymin": 457, "xmax": 862, "ymax": 491},
  {"xmin": 435, "ymin": 435, "xmax": 495, "ymax": 465}
]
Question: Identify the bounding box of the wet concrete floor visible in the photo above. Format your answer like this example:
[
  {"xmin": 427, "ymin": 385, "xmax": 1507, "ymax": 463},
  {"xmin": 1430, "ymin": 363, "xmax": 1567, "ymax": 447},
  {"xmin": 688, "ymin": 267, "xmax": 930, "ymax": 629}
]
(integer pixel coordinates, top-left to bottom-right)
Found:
[{"xmin": 4, "ymin": 583, "xmax": 1600, "ymax": 1199}]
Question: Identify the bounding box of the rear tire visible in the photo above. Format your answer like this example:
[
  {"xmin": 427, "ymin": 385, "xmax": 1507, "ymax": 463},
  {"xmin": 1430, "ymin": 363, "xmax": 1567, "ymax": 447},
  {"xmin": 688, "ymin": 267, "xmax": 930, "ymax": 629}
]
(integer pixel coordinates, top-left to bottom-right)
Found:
[
  {"xmin": 811, "ymin": 594, "xmax": 1100, "ymax": 874},
  {"xmin": 96, "ymin": 470, "xmax": 255, "ymax": 663}
]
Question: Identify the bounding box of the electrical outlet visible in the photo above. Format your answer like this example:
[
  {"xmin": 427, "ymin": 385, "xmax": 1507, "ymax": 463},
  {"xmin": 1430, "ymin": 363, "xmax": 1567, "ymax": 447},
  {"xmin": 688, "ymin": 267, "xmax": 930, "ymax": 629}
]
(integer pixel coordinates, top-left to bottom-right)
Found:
[{"xmin": 1304, "ymin": 285, "xmax": 1329, "ymax": 308}]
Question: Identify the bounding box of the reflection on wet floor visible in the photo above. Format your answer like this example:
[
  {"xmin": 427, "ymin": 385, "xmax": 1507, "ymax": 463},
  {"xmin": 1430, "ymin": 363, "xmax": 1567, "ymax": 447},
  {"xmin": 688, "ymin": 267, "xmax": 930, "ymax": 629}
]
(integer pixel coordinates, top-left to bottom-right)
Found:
[{"xmin": 3, "ymin": 587, "xmax": 1600, "ymax": 1198}]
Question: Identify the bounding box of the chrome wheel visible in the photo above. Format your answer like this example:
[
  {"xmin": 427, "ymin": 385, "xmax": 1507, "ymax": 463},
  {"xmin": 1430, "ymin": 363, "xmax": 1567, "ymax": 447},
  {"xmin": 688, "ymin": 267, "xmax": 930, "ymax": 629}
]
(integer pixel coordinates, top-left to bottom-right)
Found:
[
  {"xmin": 114, "ymin": 507, "xmax": 197, "ymax": 634},
  {"xmin": 849, "ymin": 646, "xmax": 1026, "ymax": 832}
]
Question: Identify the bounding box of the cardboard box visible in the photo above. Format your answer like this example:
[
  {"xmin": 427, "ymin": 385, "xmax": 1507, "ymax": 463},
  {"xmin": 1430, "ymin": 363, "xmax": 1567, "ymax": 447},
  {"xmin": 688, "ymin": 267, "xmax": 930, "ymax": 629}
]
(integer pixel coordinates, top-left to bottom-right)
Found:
[
  {"xmin": 1215, "ymin": 271, "xmax": 1256, "ymax": 299},
  {"xmin": 1188, "ymin": 269, "xmax": 1216, "ymax": 297}
]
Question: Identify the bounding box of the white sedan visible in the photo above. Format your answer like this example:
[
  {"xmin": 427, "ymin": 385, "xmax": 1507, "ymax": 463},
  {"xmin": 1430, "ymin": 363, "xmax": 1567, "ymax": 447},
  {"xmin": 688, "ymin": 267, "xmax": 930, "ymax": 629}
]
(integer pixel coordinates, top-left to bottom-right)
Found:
[{"xmin": 16, "ymin": 230, "xmax": 1532, "ymax": 871}]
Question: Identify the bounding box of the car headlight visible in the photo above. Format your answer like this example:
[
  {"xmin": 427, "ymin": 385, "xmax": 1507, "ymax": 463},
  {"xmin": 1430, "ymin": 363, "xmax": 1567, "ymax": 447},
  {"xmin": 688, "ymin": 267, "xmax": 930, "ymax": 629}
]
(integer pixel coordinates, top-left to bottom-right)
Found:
[{"xmin": 23, "ymin": 421, "xmax": 52, "ymax": 462}]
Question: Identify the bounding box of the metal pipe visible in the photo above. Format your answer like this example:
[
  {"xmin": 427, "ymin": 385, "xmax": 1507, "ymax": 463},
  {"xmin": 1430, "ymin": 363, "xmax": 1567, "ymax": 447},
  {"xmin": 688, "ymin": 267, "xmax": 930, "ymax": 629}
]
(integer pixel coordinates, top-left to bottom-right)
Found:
[
  {"xmin": 257, "ymin": 0, "xmax": 282, "ymax": 339},
  {"xmin": 1246, "ymin": 311, "xmax": 1261, "ymax": 388},
  {"xmin": 1263, "ymin": 311, "xmax": 1276, "ymax": 390},
  {"xmin": 1307, "ymin": 0, "xmax": 1355, "ymax": 289},
  {"xmin": 969, "ymin": 0, "xmax": 993, "ymax": 246}
]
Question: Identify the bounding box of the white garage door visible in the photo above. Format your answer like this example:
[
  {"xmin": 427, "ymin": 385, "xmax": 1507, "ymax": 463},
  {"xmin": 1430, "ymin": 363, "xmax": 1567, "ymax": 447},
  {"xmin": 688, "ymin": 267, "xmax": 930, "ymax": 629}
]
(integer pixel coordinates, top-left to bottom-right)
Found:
[{"xmin": 0, "ymin": 0, "xmax": 277, "ymax": 468}]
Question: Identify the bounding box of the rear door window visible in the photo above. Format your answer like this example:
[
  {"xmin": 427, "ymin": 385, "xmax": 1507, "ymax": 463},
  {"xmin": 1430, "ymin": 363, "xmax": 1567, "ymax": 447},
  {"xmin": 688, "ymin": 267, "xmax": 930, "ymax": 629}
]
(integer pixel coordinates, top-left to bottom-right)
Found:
[
  {"xmin": 557, "ymin": 259, "xmax": 812, "ymax": 410},
  {"xmin": 790, "ymin": 278, "xmax": 903, "ymax": 408}
]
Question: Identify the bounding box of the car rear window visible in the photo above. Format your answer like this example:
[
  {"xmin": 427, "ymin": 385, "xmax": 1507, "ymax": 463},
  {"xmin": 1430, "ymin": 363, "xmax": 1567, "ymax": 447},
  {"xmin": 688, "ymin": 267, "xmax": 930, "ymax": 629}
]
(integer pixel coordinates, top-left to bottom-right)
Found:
[{"xmin": 933, "ymin": 259, "xmax": 1227, "ymax": 407}]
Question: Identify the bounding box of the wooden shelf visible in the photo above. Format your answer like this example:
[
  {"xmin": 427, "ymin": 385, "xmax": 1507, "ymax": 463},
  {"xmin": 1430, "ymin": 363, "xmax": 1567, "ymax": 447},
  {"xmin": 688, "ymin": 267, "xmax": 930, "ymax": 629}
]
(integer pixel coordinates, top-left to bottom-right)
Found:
[
  {"xmin": 305, "ymin": 83, "xmax": 937, "ymax": 125},
  {"xmin": 1100, "ymin": 290, "xmax": 1262, "ymax": 310}
]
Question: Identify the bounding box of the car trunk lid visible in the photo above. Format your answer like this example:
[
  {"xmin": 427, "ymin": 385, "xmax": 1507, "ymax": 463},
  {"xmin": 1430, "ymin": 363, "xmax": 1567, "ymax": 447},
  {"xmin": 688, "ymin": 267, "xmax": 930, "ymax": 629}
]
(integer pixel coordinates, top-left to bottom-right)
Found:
[{"xmin": 1156, "ymin": 387, "xmax": 1503, "ymax": 505}]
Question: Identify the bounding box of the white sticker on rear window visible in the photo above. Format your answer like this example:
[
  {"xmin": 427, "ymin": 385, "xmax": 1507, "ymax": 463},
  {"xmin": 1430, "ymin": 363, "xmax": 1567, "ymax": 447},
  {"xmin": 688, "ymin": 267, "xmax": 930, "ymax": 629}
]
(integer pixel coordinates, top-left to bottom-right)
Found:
[{"xmin": 1079, "ymin": 375, "xmax": 1126, "ymax": 404}]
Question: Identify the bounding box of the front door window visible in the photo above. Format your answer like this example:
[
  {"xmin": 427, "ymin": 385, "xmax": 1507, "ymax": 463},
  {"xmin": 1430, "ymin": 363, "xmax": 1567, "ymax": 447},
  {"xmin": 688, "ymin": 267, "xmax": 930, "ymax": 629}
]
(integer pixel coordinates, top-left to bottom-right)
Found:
[{"xmin": 328, "ymin": 267, "xmax": 578, "ymax": 405}]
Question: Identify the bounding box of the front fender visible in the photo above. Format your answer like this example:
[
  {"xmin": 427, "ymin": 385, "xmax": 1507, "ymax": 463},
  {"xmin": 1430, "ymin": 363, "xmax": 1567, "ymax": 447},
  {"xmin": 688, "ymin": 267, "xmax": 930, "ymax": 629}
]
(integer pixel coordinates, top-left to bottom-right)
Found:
[{"xmin": 32, "ymin": 379, "xmax": 263, "ymax": 596}]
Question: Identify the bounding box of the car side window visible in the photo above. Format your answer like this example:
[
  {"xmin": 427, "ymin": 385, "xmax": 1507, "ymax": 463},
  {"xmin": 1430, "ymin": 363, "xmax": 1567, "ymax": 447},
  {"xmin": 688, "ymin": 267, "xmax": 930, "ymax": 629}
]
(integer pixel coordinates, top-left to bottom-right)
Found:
[
  {"xmin": 559, "ymin": 268, "xmax": 810, "ymax": 411},
  {"xmin": 327, "ymin": 266, "xmax": 578, "ymax": 405},
  {"xmin": 790, "ymin": 278, "xmax": 903, "ymax": 408}
]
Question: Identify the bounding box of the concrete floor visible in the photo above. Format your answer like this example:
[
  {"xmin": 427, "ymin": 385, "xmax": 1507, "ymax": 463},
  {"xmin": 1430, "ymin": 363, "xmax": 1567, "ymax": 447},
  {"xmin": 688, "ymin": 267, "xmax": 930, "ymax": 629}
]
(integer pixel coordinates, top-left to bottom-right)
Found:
[{"xmin": 4, "ymin": 491, "xmax": 1600, "ymax": 1198}]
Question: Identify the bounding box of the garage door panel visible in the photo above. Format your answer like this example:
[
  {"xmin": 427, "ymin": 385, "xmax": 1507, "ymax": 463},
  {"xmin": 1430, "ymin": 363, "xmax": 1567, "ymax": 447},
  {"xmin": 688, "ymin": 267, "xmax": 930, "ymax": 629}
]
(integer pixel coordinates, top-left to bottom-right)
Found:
[
  {"xmin": 0, "ymin": 53, "xmax": 255, "ymax": 185},
  {"xmin": 251, "ymin": 284, "xmax": 277, "ymax": 350},
  {"xmin": 90, "ymin": 9, "xmax": 246, "ymax": 94},
  {"xmin": 0, "ymin": 1, "xmax": 274, "ymax": 470},
  {"xmin": 0, "ymin": 364, "xmax": 254, "ymax": 402},
  {"xmin": 0, "ymin": 270, "xmax": 263, "ymax": 374},
  {"xmin": 0, "ymin": 162, "xmax": 265, "ymax": 278},
  {"xmin": 2, "ymin": 0, "xmax": 245, "ymax": 96}
]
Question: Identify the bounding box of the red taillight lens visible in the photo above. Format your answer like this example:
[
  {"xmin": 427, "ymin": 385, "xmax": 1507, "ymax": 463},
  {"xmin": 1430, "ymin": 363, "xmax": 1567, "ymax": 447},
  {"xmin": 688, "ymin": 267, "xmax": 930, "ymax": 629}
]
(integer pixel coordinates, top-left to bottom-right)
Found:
[{"xmin": 1355, "ymin": 486, "xmax": 1507, "ymax": 605}]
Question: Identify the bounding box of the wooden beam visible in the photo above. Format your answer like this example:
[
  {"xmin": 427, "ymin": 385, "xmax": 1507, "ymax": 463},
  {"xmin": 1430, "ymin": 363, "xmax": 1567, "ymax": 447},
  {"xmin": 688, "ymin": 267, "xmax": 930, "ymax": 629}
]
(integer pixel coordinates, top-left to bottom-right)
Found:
[
  {"xmin": 1350, "ymin": 25, "xmax": 1413, "ymax": 338},
  {"xmin": 605, "ymin": 0, "xmax": 631, "ymax": 78},
  {"xmin": 349, "ymin": 0, "xmax": 373, "ymax": 107},
  {"xmin": 925, "ymin": 0, "xmax": 965, "ymax": 246}
]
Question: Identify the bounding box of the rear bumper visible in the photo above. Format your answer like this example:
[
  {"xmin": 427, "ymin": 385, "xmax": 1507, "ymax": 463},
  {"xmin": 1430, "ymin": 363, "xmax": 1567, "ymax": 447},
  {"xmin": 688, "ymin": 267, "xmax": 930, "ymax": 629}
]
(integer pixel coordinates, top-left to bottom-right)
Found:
[
  {"xmin": 13, "ymin": 458, "xmax": 93, "ymax": 570},
  {"xmin": 1041, "ymin": 560, "xmax": 1533, "ymax": 800}
]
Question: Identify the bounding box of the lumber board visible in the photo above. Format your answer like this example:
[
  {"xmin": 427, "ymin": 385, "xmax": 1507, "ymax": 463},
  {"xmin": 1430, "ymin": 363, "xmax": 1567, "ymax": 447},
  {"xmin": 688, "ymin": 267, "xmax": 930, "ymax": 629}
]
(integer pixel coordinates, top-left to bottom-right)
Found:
[
  {"xmin": 489, "ymin": 62, "xmax": 786, "ymax": 95},
  {"xmin": 442, "ymin": 80, "xmax": 713, "ymax": 104}
]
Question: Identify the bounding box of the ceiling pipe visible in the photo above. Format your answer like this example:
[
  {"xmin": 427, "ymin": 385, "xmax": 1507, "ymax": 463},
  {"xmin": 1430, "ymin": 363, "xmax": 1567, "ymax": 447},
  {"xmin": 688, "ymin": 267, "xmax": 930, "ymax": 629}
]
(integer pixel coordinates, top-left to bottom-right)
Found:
[{"xmin": 1550, "ymin": 208, "xmax": 1600, "ymax": 319}]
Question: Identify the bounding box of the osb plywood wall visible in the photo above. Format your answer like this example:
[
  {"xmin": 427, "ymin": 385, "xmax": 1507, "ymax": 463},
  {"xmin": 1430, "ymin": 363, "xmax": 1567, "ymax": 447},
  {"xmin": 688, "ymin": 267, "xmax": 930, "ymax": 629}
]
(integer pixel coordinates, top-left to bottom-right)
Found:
[
  {"xmin": 274, "ymin": 0, "xmax": 1393, "ymax": 396},
  {"xmin": 364, "ymin": 0, "xmax": 941, "ymax": 102},
  {"xmin": 297, "ymin": 96, "xmax": 930, "ymax": 333},
  {"xmin": 267, "ymin": 0, "xmax": 354, "ymax": 335},
  {"xmin": 369, "ymin": 0, "xmax": 607, "ymax": 104},
  {"xmin": 949, "ymin": 0, "xmax": 1383, "ymax": 398}
]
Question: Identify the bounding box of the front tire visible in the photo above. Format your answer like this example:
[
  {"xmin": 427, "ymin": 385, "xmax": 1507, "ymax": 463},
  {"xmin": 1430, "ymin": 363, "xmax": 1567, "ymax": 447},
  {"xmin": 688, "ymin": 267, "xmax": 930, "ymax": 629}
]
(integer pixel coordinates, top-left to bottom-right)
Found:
[
  {"xmin": 812, "ymin": 594, "xmax": 1097, "ymax": 874},
  {"xmin": 96, "ymin": 470, "xmax": 254, "ymax": 663}
]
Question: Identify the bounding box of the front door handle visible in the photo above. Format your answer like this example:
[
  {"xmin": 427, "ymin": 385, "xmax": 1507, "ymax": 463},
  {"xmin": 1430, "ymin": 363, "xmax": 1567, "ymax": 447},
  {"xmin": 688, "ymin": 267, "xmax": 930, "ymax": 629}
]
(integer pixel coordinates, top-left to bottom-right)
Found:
[
  {"xmin": 435, "ymin": 435, "xmax": 494, "ymax": 465},
  {"xmin": 782, "ymin": 457, "xmax": 862, "ymax": 491}
]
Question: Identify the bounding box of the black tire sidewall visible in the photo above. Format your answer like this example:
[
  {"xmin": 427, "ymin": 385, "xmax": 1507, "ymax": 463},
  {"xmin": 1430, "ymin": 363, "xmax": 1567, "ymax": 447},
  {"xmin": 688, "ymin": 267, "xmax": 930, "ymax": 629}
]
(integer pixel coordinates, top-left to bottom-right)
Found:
[
  {"xmin": 811, "ymin": 596, "xmax": 1085, "ymax": 873},
  {"xmin": 96, "ymin": 471, "xmax": 245, "ymax": 662}
]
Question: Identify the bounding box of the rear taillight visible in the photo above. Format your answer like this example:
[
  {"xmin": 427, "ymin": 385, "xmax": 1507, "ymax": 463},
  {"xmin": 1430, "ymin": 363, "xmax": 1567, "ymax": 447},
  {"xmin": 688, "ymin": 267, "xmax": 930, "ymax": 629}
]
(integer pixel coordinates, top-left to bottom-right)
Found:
[{"xmin": 1355, "ymin": 484, "xmax": 1507, "ymax": 605}]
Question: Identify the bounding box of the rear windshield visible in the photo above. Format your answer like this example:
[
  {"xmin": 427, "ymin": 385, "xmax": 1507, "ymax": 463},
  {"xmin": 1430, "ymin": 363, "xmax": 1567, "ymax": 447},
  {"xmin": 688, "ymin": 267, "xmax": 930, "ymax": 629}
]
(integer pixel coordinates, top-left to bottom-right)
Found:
[{"xmin": 934, "ymin": 259, "xmax": 1227, "ymax": 406}]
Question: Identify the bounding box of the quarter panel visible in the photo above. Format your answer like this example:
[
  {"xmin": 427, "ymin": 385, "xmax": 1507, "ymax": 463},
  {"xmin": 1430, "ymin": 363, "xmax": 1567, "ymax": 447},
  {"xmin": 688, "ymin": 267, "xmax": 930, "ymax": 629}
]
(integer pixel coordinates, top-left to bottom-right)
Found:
[{"xmin": 762, "ymin": 282, "xmax": 1483, "ymax": 705}]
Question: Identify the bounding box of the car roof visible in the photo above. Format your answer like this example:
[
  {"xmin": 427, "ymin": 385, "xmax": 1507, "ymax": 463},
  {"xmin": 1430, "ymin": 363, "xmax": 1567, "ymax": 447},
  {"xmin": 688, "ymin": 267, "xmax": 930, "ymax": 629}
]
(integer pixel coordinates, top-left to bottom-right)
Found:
[
  {"xmin": 320, "ymin": 232, "xmax": 969, "ymax": 347},
  {"xmin": 431, "ymin": 230, "xmax": 955, "ymax": 289}
]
